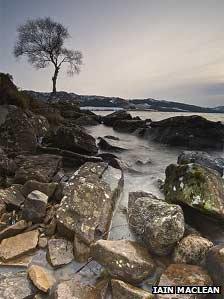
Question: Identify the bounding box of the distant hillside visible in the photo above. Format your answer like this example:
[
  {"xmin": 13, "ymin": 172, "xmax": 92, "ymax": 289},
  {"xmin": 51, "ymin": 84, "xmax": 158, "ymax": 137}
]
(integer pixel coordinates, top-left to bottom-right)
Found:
[{"xmin": 25, "ymin": 90, "xmax": 224, "ymax": 113}]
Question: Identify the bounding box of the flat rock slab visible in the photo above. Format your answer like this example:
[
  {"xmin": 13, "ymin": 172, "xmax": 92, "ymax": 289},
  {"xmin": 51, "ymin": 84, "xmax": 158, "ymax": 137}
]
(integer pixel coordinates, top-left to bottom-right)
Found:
[
  {"xmin": 54, "ymin": 275, "xmax": 107, "ymax": 299},
  {"xmin": 164, "ymin": 163, "xmax": 224, "ymax": 220},
  {"xmin": 91, "ymin": 239, "xmax": 155, "ymax": 284},
  {"xmin": 111, "ymin": 279, "xmax": 154, "ymax": 299},
  {"xmin": 28, "ymin": 265, "xmax": 56, "ymax": 292},
  {"xmin": 47, "ymin": 238, "xmax": 74, "ymax": 267},
  {"xmin": 14, "ymin": 154, "xmax": 62, "ymax": 184},
  {"xmin": 56, "ymin": 162, "xmax": 123, "ymax": 258},
  {"xmin": 0, "ymin": 229, "xmax": 39, "ymax": 261},
  {"xmin": 0, "ymin": 220, "xmax": 28, "ymax": 241},
  {"xmin": 157, "ymin": 264, "xmax": 212, "ymax": 299},
  {"xmin": 128, "ymin": 193, "xmax": 185, "ymax": 256},
  {"xmin": 0, "ymin": 271, "xmax": 36, "ymax": 299}
]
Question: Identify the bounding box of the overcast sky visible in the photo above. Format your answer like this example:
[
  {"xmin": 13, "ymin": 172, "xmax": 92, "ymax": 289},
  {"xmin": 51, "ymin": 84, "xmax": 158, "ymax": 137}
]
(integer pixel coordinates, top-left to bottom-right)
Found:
[{"xmin": 1, "ymin": 0, "xmax": 224, "ymax": 107}]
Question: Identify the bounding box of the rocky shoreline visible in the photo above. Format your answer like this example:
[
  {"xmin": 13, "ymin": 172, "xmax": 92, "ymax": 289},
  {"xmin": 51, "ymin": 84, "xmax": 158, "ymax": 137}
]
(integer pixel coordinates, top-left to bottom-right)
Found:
[{"xmin": 0, "ymin": 74, "xmax": 224, "ymax": 298}]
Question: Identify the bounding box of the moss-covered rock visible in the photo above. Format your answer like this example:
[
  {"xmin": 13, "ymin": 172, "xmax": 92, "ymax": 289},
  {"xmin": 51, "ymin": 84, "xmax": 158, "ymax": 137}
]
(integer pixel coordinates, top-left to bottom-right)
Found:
[{"xmin": 164, "ymin": 163, "xmax": 224, "ymax": 220}]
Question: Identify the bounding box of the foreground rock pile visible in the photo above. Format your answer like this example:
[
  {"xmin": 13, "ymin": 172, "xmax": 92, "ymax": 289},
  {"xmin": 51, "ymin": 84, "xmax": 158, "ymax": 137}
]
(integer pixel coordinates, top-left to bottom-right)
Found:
[{"xmin": 0, "ymin": 75, "xmax": 224, "ymax": 298}]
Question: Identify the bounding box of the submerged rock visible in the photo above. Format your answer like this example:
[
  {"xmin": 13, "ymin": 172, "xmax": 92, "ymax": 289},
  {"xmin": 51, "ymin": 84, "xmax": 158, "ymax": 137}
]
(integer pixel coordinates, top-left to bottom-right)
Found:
[
  {"xmin": 173, "ymin": 234, "xmax": 213, "ymax": 265},
  {"xmin": 0, "ymin": 230, "xmax": 39, "ymax": 261},
  {"xmin": 14, "ymin": 154, "xmax": 62, "ymax": 184},
  {"xmin": 90, "ymin": 239, "xmax": 155, "ymax": 284},
  {"xmin": 178, "ymin": 151, "xmax": 224, "ymax": 176},
  {"xmin": 22, "ymin": 190, "xmax": 48, "ymax": 223},
  {"xmin": 0, "ymin": 271, "xmax": 36, "ymax": 299},
  {"xmin": 56, "ymin": 162, "xmax": 123, "ymax": 260},
  {"xmin": 128, "ymin": 192, "xmax": 185, "ymax": 255},
  {"xmin": 149, "ymin": 115, "xmax": 224, "ymax": 149},
  {"xmin": 28, "ymin": 265, "xmax": 56, "ymax": 293},
  {"xmin": 206, "ymin": 245, "xmax": 224, "ymax": 292},
  {"xmin": 47, "ymin": 238, "xmax": 74, "ymax": 267},
  {"xmin": 157, "ymin": 264, "xmax": 213, "ymax": 299},
  {"xmin": 111, "ymin": 279, "xmax": 154, "ymax": 299},
  {"xmin": 164, "ymin": 163, "xmax": 224, "ymax": 220},
  {"xmin": 74, "ymin": 115, "xmax": 100, "ymax": 126},
  {"xmin": 102, "ymin": 110, "xmax": 132, "ymax": 126},
  {"xmin": 113, "ymin": 119, "xmax": 146, "ymax": 133},
  {"xmin": 43, "ymin": 125, "xmax": 98, "ymax": 156}
]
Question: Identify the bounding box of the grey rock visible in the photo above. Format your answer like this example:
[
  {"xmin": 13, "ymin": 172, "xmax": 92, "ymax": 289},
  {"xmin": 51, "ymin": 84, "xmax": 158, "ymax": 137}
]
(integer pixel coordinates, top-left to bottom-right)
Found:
[
  {"xmin": 22, "ymin": 190, "xmax": 48, "ymax": 223},
  {"xmin": 56, "ymin": 162, "xmax": 123, "ymax": 260},
  {"xmin": 47, "ymin": 238, "xmax": 74, "ymax": 267},
  {"xmin": 90, "ymin": 239, "xmax": 155, "ymax": 284},
  {"xmin": 128, "ymin": 192, "xmax": 185, "ymax": 255},
  {"xmin": 0, "ymin": 271, "xmax": 36, "ymax": 299},
  {"xmin": 178, "ymin": 151, "xmax": 224, "ymax": 176}
]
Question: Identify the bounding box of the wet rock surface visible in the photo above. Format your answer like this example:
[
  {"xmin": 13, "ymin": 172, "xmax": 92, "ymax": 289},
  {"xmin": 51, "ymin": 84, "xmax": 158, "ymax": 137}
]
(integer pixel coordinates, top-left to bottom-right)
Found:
[
  {"xmin": 113, "ymin": 119, "xmax": 146, "ymax": 133},
  {"xmin": 0, "ymin": 271, "xmax": 36, "ymax": 299},
  {"xmin": 157, "ymin": 264, "xmax": 213, "ymax": 299},
  {"xmin": 98, "ymin": 137, "xmax": 127, "ymax": 152},
  {"xmin": 164, "ymin": 163, "xmax": 224, "ymax": 220},
  {"xmin": 149, "ymin": 115, "xmax": 224, "ymax": 149},
  {"xmin": 91, "ymin": 239, "xmax": 155, "ymax": 284},
  {"xmin": 43, "ymin": 125, "xmax": 98, "ymax": 156},
  {"xmin": 102, "ymin": 110, "xmax": 132, "ymax": 126},
  {"xmin": 111, "ymin": 279, "xmax": 154, "ymax": 299},
  {"xmin": 173, "ymin": 234, "xmax": 213, "ymax": 265},
  {"xmin": 128, "ymin": 192, "xmax": 185, "ymax": 255},
  {"xmin": 56, "ymin": 162, "xmax": 123, "ymax": 258},
  {"xmin": 178, "ymin": 151, "xmax": 224, "ymax": 176}
]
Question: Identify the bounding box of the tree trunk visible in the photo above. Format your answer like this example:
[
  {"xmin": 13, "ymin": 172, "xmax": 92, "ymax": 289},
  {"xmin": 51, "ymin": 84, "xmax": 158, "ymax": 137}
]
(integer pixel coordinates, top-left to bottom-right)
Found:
[{"xmin": 52, "ymin": 67, "xmax": 59, "ymax": 94}]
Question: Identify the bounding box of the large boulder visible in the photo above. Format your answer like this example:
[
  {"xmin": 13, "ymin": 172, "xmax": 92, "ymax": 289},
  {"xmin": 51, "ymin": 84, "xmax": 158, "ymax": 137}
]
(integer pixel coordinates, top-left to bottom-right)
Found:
[
  {"xmin": 102, "ymin": 110, "xmax": 132, "ymax": 126},
  {"xmin": 90, "ymin": 239, "xmax": 155, "ymax": 284},
  {"xmin": 43, "ymin": 125, "xmax": 98, "ymax": 155},
  {"xmin": 164, "ymin": 163, "xmax": 224, "ymax": 220},
  {"xmin": 56, "ymin": 162, "xmax": 123, "ymax": 260},
  {"xmin": 157, "ymin": 264, "xmax": 213, "ymax": 299},
  {"xmin": 178, "ymin": 151, "xmax": 224, "ymax": 176},
  {"xmin": 14, "ymin": 154, "xmax": 62, "ymax": 184},
  {"xmin": 113, "ymin": 119, "xmax": 146, "ymax": 133},
  {"xmin": 128, "ymin": 192, "xmax": 185, "ymax": 255},
  {"xmin": 173, "ymin": 234, "xmax": 213, "ymax": 265},
  {"xmin": 149, "ymin": 115, "xmax": 224, "ymax": 149},
  {"xmin": 111, "ymin": 279, "xmax": 154, "ymax": 299}
]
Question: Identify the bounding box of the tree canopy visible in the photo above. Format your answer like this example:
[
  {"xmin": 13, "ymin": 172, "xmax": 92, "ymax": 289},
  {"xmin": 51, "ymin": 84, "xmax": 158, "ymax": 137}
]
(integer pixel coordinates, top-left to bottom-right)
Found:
[{"xmin": 14, "ymin": 17, "xmax": 83, "ymax": 93}]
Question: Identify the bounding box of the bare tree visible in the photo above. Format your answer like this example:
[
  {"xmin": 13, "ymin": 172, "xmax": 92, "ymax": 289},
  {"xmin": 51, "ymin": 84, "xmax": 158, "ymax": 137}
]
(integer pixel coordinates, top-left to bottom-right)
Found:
[{"xmin": 14, "ymin": 17, "xmax": 83, "ymax": 93}]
